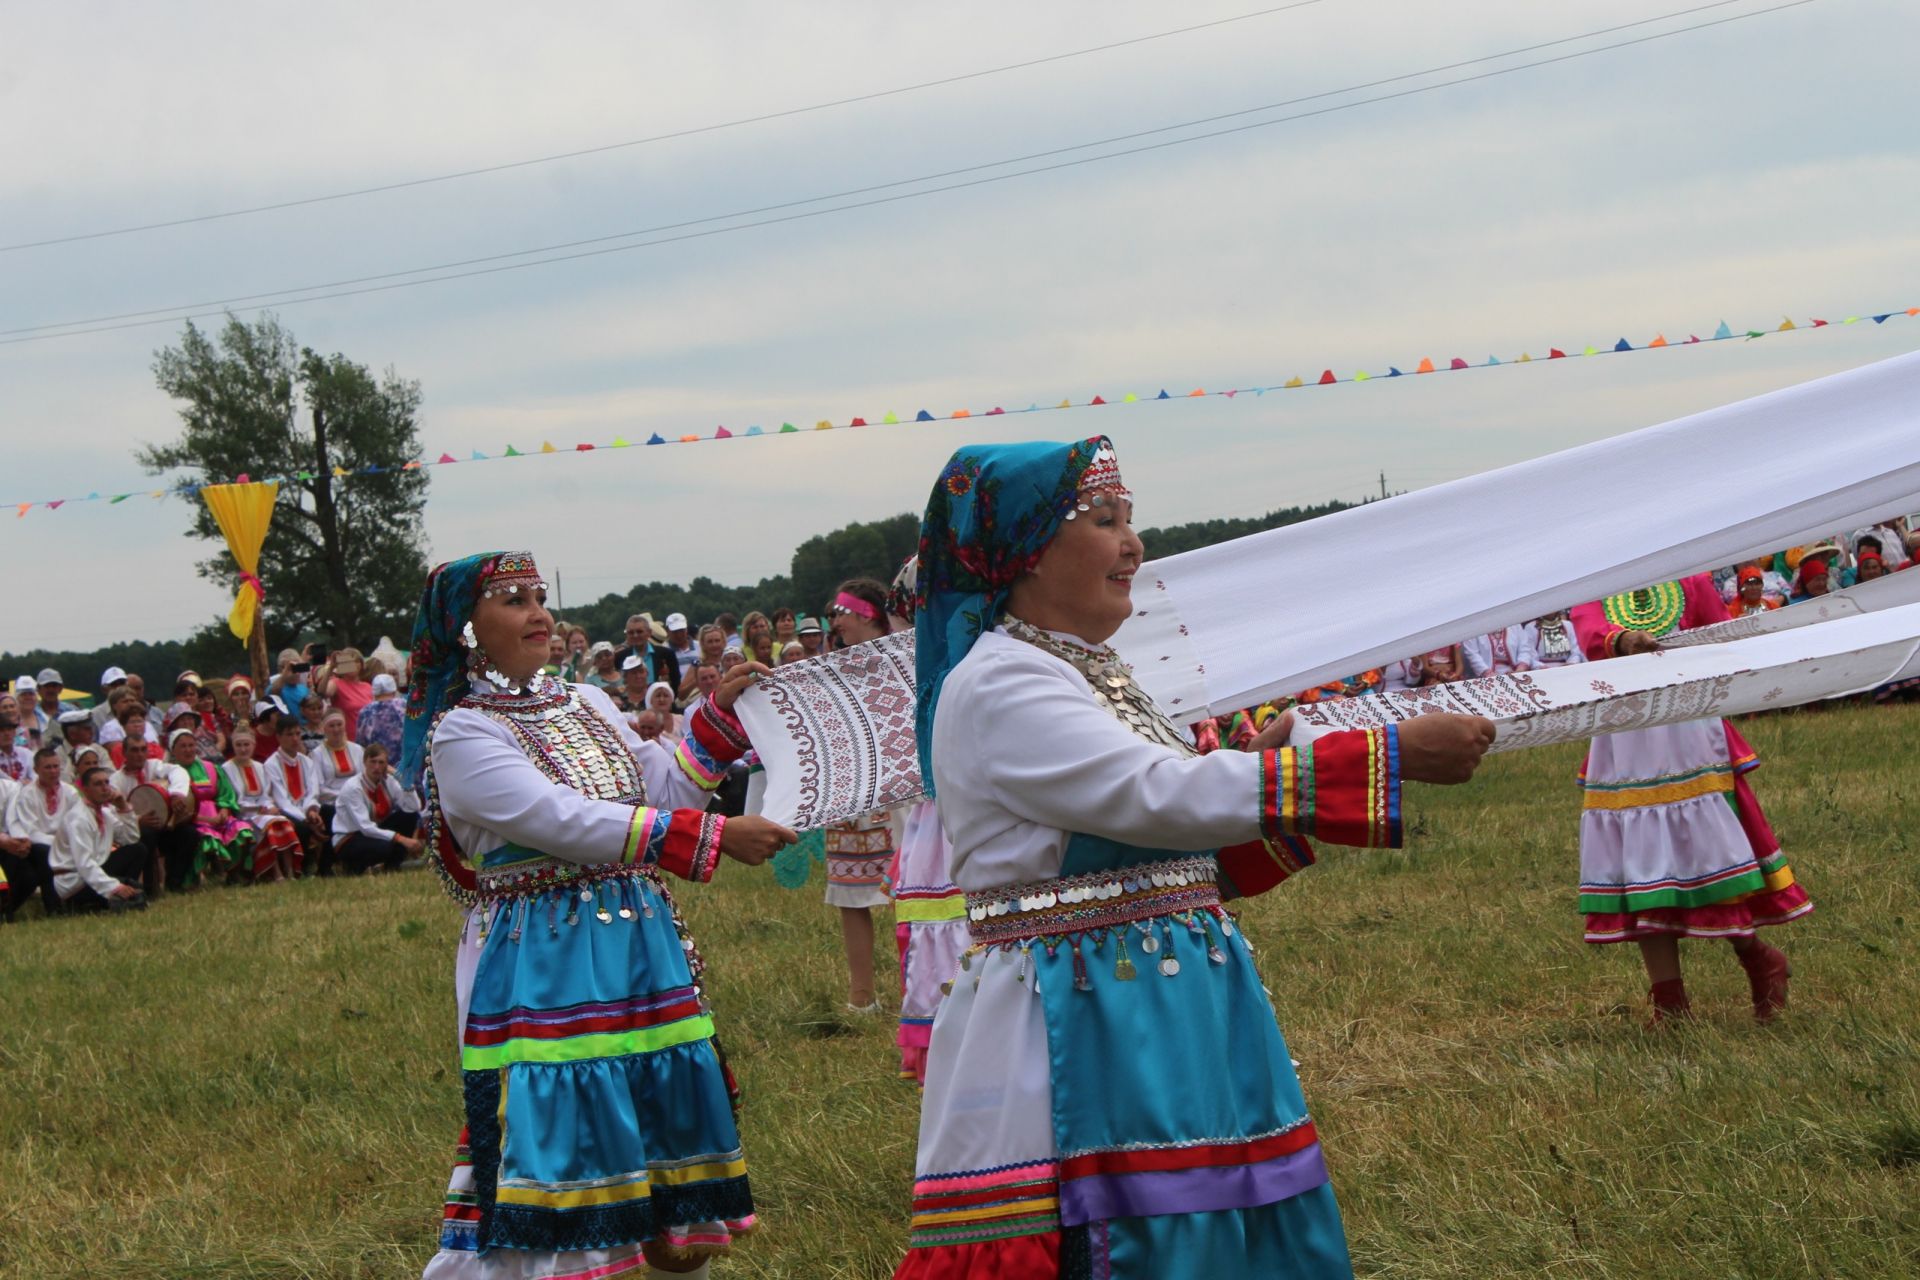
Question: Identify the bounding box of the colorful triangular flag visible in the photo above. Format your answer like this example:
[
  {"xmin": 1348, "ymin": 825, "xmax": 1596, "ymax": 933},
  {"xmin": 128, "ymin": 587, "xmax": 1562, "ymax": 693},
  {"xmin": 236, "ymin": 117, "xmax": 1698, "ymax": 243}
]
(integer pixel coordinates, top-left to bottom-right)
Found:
[
  {"xmin": 714, "ymin": 427, "xmax": 732, "ymax": 439},
  {"xmin": 539, "ymin": 442, "xmax": 556, "ymax": 454},
  {"xmin": 504, "ymin": 445, "xmax": 522, "ymax": 457},
  {"xmin": 1283, "ymin": 376, "xmax": 1303, "ymax": 388},
  {"xmin": 437, "ymin": 452, "xmax": 457, "ymax": 464},
  {"xmin": 1416, "ymin": 357, "xmax": 1435, "ymax": 374},
  {"xmin": 646, "ymin": 433, "xmax": 666, "ymax": 445},
  {"xmin": 1613, "ymin": 339, "xmax": 1632, "ymax": 352},
  {"xmin": 1318, "ymin": 370, "xmax": 1337, "ymax": 385},
  {"xmin": 1156, "ymin": 390, "xmax": 1170, "ymax": 400},
  {"xmin": 1449, "ymin": 358, "xmax": 1469, "ymax": 370},
  {"xmin": 1713, "ymin": 321, "xmax": 1733, "ymax": 339}
]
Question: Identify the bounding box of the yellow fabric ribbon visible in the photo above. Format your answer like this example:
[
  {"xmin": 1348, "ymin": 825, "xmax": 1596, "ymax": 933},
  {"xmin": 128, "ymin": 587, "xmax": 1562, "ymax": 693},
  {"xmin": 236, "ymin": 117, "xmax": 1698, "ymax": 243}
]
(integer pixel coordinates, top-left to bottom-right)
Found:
[{"xmin": 200, "ymin": 481, "xmax": 279, "ymax": 641}]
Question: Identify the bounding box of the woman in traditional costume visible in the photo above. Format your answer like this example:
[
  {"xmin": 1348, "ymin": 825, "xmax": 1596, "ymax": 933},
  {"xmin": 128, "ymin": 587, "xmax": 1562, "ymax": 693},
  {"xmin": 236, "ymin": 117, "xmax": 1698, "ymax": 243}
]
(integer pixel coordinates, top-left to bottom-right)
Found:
[
  {"xmin": 896, "ymin": 437, "xmax": 1492, "ymax": 1278},
  {"xmin": 222, "ymin": 725, "xmax": 300, "ymax": 882},
  {"xmin": 821, "ymin": 577, "xmax": 902, "ymax": 1015},
  {"xmin": 165, "ymin": 727, "xmax": 255, "ymax": 886},
  {"xmin": 408, "ymin": 551, "xmax": 794, "ymax": 1280},
  {"xmin": 1570, "ymin": 576, "xmax": 1809, "ymax": 1023}
]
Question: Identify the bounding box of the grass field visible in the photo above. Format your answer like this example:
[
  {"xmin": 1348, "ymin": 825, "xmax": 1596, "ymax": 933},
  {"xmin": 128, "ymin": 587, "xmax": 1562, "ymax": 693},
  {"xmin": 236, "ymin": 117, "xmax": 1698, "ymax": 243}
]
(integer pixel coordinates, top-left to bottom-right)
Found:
[{"xmin": 2, "ymin": 700, "xmax": 1916, "ymax": 1279}]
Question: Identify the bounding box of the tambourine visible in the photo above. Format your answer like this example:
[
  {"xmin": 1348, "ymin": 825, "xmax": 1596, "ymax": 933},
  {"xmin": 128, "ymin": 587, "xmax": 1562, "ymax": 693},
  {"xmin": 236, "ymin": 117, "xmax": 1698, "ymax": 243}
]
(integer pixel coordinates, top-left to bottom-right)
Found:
[{"xmin": 127, "ymin": 782, "xmax": 172, "ymax": 826}]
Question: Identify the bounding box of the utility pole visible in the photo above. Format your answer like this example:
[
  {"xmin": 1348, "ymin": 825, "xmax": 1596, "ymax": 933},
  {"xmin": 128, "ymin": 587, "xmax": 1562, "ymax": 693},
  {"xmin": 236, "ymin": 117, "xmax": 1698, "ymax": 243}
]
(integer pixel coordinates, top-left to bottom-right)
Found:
[
  {"xmin": 1379, "ymin": 471, "xmax": 1388, "ymax": 500},
  {"xmin": 555, "ymin": 568, "xmax": 564, "ymax": 611}
]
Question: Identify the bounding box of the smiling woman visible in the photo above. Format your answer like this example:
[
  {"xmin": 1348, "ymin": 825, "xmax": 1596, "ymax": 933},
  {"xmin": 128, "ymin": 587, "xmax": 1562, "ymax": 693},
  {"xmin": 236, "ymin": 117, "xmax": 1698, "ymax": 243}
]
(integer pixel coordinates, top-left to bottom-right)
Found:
[
  {"xmin": 401, "ymin": 550, "xmax": 796, "ymax": 1279},
  {"xmin": 897, "ymin": 437, "xmax": 1495, "ymax": 1279}
]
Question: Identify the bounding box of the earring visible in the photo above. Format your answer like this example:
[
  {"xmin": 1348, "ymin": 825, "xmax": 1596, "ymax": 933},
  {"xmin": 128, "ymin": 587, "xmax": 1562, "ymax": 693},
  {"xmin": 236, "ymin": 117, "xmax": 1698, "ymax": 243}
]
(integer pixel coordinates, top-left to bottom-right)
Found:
[{"xmin": 462, "ymin": 620, "xmax": 521, "ymax": 693}]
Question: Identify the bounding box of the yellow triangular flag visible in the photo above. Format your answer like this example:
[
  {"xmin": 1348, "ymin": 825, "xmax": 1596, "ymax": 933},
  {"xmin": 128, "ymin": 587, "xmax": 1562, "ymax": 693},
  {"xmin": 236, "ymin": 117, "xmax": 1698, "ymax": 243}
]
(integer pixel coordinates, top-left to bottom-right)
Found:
[
  {"xmin": 610, "ymin": 436, "xmax": 631, "ymax": 448},
  {"xmin": 1582, "ymin": 345, "xmax": 1597, "ymax": 357},
  {"xmin": 1518, "ymin": 353, "xmax": 1532, "ymax": 362},
  {"xmin": 1779, "ymin": 316, "xmax": 1796, "ymax": 331},
  {"xmin": 883, "ymin": 412, "xmax": 898, "ymax": 424},
  {"xmin": 540, "ymin": 441, "xmax": 557, "ymax": 453},
  {"xmin": 1283, "ymin": 376, "xmax": 1303, "ymax": 389},
  {"xmin": 1353, "ymin": 370, "xmax": 1370, "ymax": 382},
  {"xmin": 332, "ymin": 466, "xmax": 348, "ymax": 478},
  {"xmin": 1058, "ymin": 399, "xmax": 1072, "ymax": 409},
  {"xmin": 815, "ymin": 420, "xmax": 833, "ymax": 430},
  {"xmin": 1123, "ymin": 392, "xmax": 1138, "ymax": 403}
]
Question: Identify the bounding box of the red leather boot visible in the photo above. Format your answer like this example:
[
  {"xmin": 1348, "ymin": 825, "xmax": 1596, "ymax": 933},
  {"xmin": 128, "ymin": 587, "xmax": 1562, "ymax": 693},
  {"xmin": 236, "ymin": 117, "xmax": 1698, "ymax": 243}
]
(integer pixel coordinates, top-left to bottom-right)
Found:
[
  {"xmin": 1648, "ymin": 978, "xmax": 1692, "ymax": 1026},
  {"xmin": 1736, "ymin": 939, "xmax": 1790, "ymax": 1021}
]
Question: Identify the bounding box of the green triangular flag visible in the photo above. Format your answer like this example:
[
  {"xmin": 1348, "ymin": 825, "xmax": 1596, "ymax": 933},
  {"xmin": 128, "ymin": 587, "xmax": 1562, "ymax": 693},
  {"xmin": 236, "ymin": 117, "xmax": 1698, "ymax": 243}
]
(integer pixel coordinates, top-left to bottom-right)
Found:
[{"xmin": 505, "ymin": 445, "xmax": 522, "ymax": 457}]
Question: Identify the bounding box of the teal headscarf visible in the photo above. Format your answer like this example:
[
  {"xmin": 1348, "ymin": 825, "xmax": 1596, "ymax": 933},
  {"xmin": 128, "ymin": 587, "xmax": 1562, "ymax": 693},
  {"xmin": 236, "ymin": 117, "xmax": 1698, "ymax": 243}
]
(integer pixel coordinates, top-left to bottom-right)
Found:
[
  {"xmin": 913, "ymin": 436, "xmax": 1110, "ymax": 794},
  {"xmin": 400, "ymin": 550, "xmax": 545, "ymax": 788}
]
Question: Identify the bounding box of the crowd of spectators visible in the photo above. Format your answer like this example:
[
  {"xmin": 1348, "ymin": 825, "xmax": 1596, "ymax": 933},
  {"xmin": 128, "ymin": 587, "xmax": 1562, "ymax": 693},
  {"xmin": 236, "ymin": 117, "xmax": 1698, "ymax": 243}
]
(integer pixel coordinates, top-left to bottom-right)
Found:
[{"xmin": 4, "ymin": 519, "xmax": 1910, "ymax": 922}]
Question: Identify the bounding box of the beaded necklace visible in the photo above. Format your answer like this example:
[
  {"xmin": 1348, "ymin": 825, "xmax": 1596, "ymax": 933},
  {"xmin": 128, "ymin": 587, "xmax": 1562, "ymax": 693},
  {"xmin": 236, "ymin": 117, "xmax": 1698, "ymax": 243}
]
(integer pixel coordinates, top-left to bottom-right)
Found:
[
  {"xmin": 1001, "ymin": 614, "xmax": 1195, "ymax": 757},
  {"xmin": 1601, "ymin": 581, "xmax": 1685, "ymax": 637}
]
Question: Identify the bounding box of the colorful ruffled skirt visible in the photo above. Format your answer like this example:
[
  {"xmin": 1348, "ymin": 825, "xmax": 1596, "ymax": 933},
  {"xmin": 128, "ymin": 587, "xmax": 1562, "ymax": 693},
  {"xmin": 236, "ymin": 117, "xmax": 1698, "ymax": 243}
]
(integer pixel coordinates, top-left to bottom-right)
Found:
[
  {"xmin": 1578, "ymin": 719, "xmax": 1811, "ymax": 943},
  {"xmin": 423, "ymin": 869, "xmax": 754, "ymax": 1278},
  {"xmin": 824, "ymin": 814, "xmax": 894, "ymax": 909}
]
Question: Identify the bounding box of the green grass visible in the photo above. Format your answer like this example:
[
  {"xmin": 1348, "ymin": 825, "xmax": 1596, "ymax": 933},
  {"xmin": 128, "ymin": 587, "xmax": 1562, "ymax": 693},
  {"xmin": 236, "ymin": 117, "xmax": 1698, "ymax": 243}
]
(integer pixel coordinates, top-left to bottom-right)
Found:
[{"xmin": 3, "ymin": 701, "xmax": 1917, "ymax": 1278}]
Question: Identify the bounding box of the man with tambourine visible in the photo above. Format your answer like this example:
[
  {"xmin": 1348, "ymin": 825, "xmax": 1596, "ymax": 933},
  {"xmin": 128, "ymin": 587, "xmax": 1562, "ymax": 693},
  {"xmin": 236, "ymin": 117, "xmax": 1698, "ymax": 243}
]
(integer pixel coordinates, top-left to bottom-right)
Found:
[{"xmin": 110, "ymin": 734, "xmax": 191, "ymax": 898}]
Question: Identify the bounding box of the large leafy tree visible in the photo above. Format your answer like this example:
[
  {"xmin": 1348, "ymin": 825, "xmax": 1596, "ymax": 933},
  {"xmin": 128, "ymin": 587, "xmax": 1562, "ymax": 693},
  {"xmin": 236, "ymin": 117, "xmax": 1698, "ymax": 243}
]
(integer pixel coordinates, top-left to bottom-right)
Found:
[{"xmin": 143, "ymin": 314, "xmax": 431, "ymax": 648}]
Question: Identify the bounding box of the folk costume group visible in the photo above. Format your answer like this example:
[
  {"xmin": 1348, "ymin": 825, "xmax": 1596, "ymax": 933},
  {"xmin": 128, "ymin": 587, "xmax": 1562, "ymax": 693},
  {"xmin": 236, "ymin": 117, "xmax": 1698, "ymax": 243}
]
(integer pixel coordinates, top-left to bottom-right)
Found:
[{"xmin": 408, "ymin": 436, "xmax": 1804, "ymax": 1279}]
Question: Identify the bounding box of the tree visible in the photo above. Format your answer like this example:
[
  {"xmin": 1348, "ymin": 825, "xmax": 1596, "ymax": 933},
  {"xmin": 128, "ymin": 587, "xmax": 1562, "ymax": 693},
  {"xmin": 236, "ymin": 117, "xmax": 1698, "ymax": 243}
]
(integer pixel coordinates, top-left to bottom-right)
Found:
[
  {"xmin": 788, "ymin": 513, "xmax": 920, "ymax": 610},
  {"xmin": 142, "ymin": 314, "xmax": 431, "ymax": 649}
]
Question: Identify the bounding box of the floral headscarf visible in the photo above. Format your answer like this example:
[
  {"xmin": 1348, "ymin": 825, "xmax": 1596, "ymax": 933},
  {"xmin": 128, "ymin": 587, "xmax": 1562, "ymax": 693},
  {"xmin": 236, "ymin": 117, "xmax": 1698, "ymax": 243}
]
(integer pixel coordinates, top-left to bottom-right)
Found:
[
  {"xmin": 399, "ymin": 551, "xmax": 545, "ymax": 788},
  {"xmin": 913, "ymin": 436, "xmax": 1122, "ymax": 793}
]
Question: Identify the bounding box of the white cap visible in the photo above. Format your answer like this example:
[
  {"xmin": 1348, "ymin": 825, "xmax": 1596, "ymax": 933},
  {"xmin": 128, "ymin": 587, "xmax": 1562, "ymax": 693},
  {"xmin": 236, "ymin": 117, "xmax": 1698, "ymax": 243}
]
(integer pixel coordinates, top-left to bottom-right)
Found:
[
  {"xmin": 371, "ymin": 673, "xmax": 398, "ymax": 695},
  {"xmin": 12, "ymin": 675, "xmax": 36, "ymax": 693},
  {"xmin": 36, "ymin": 668, "xmax": 62, "ymax": 686},
  {"xmin": 665, "ymin": 612, "xmax": 688, "ymax": 631},
  {"xmin": 621, "ymin": 654, "xmax": 647, "ymax": 672},
  {"xmin": 58, "ymin": 708, "xmax": 91, "ymax": 725},
  {"xmin": 100, "ymin": 666, "xmax": 127, "ymax": 687}
]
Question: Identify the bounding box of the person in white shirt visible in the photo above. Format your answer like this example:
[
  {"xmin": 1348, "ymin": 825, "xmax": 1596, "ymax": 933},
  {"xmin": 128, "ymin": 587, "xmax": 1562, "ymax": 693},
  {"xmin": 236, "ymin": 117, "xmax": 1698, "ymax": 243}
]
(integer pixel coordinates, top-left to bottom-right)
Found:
[
  {"xmin": 0, "ymin": 716, "xmax": 32, "ymax": 782},
  {"xmin": 330, "ymin": 743, "xmax": 423, "ymax": 874},
  {"xmin": 308, "ymin": 707, "xmax": 364, "ymax": 838},
  {"xmin": 223, "ymin": 725, "xmax": 300, "ymax": 882},
  {"xmin": 1461, "ymin": 624, "xmax": 1539, "ymax": 678},
  {"xmin": 263, "ymin": 713, "xmax": 326, "ymax": 875},
  {"xmin": 111, "ymin": 735, "xmax": 192, "ymax": 894},
  {"xmin": 55, "ymin": 710, "xmax": 98, "ymax": 780},
  {"xmin": 0, "ymin": 772, "xmax": 30, "ymax": 920},
  {"xmin": 4, "ymin": 747, "xmax": 75, "ymax": 917},
  {"xmin": 50, "ymin": 765, "xmax": 150, "ymax": 911},
  {"xmin": 1530, "ymin": 610, "xmax": 1587, "ymax": 670}
]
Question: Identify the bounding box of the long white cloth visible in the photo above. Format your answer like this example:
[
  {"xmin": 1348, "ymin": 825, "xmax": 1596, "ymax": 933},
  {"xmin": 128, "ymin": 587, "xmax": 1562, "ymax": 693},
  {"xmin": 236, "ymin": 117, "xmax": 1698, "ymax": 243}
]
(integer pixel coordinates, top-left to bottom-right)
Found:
[
  {"xmin": 1288, "ymin": 601, "xmax": 1920, "ymax": 753},
  {"xmin": 1115, "ymin": 350, "xmax": 1920, "ymax": 720},
  {"xmin": 1659, "ymin": 567, "xmax": 1920, "ymax": 649}
]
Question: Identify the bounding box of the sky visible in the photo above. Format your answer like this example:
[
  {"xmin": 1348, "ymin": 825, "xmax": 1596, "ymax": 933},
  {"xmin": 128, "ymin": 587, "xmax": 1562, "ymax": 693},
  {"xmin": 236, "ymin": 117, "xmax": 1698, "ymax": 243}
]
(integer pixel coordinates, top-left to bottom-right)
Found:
[{"xmin": 3, "ymin": 0, "xmax": 1917, "ymax": 655}]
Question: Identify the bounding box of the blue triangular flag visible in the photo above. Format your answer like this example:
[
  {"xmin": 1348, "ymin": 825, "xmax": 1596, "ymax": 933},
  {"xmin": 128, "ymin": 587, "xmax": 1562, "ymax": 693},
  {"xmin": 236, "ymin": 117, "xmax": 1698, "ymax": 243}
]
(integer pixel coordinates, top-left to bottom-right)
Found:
[
  {"xmin": 915, "ymin": 410, "xmax": 934, "ymax": 422},
  {"xmin": 646, "ymin": 433, "xmax": 666, "ymax": 445},
  {"xmin": 471, "ymin": 449, "xmax": 488, "ymax": 460},
  {"xmin": 1613, "ymin": 338, "xmax": 1632, "ymax": 352},
  {"xmin": 1712, "ymin": 320, "xmax": 1732, "ymax": 340},
  {"xmin": 746, "ymin": 425, "xmax": 764, "ymax": 436},
  {"xmin": 1873, "ymin": 313, "xmax": 1892, "ymax": 324},
  {"xmin": 1387, "ymin": 367, "xmax": 1403, "ymax": 377},
  {"xmin": 1156, "ymin": 389, "xmax": 1170, "ymax": 400},
  {"xmin": 1487, "ymin": 355, "xmax": 1500, "ymax": 365}
]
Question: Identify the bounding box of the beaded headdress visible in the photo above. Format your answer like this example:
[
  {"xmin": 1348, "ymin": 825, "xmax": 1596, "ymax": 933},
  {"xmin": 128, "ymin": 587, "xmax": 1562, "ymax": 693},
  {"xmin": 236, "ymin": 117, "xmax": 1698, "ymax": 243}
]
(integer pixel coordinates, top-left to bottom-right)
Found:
[{"xmin": 1063, "ymin": 439, "xmax": 1130, "ymax": 520}]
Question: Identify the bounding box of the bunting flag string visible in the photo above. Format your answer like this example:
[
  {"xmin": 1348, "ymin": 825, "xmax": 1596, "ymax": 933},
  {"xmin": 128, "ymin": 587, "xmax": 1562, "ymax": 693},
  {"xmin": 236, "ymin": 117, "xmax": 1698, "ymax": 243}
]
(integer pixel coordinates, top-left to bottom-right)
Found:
[{"xmin": 8, "ymin": 302, "xmax": 1916, "ymax": 517}]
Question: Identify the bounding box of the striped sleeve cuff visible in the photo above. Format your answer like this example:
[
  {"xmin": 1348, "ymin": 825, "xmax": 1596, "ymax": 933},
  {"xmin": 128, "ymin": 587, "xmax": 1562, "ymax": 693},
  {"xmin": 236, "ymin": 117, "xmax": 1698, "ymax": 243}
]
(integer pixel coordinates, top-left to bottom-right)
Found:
[
  {"xmin": 674, "ymin": 701, "xmax": 750, "ymax": 792},
  {"xmin": 654, "ymin": 810, "xmax": 726, "ymax": 883},
  {"xmin": 1217, "ymin": 833, "xmax": 1317, "ymax": 899},
  {"xmin": 1259, "ymin": 724, "xmax": 1402, "ymax": 849}
]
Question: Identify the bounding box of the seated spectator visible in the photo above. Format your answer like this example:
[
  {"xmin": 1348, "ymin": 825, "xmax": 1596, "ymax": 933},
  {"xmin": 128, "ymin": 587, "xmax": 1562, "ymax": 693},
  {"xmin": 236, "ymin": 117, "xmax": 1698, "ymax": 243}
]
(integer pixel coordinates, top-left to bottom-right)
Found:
[
  {"xmin": 330, "ymin": 742, "xmax": 422, "ymax": 874},
  {"xmin": 1728, "ymin": 565, "xmax": 1783, "ymax": 616},
  {"xmin": 97, "ymin": 687, "xmax": 138, "ymax": 748},
  {"xmin": 1416, "ymin": 644, "xmax": 1466, "ymax": 685},
  {"xmin": 618, "ymin": 654, "xmax": 650, "ymax": 714},
  {"xmin": 797, "ymin": 616, "xmax": 826, "ymax": 657},
  {"xmin": 563, "ymin": 627, "xmax": 591, "ymax": 681},
  {"xmin": 1856, "ymin": 550, "xmax": 1888, "ymax": 583},
  {"xmin": 11, "ymin": 677, "xmax": 43, "ymax": 748},
  {"xmin": 111, "ymin": 734, "xmax": 191, "ymax": 893},
  {"xmin": 309, "ymin": 709, "xmax": 364, "ymax": 849},
  {"xmin": 741, "ymin": 611, "xmax": 778, "ymax": 666},
  {"xmin": 167, "ymin": 728, "xmax": 254, "ymax": 887},
  {"xmin": 354, "ymin": 673, "xmax": 405, "ymax": 762},
  {"xmin": 93, "ymin": 667, "xmax": 129, "ymax": 733},
  {"xmin": 223, "ymin": 725, "xmax": 298, "ymax": 882},
  {"xmin": 1, "ymin": 716, "xmax": 32, "ymax": 782},
  {"xmin": 34, "ymin": 670, "xmax": 66, "ymax": 748},
  {"xmin": 1853, "ymin": 526, "xmax": 1909, "ymax": 572},
  {"xmin": 1792, "ymin": 557, "xmax": 1833, "ymax": 601},
  {"xmin": 1462, "ymin": 625, "xmax": 1537, "ymax": 678},
  {"xmin": 317, "ymin": 647, "xmax": 373, "ymax": 739},
  {"xmin": 280, "ymin": 660, "xmax": 314, "ymax": 722},
  {"xmin": 582, "ymin": 641, "xmax": 620, "ymax": 690},
  {"xmin": 1531, "ymin": 610, "xmax": 1586, "ymax": 668},
  {"xmin": 645, "ymin": 682, "xmax": 680, "ymax": 743},
  {"xmin": 49, "ymin": 765, "xmax": 149, "ymax": 913},
  {"xmin": 4, "ymin": 747, "xmax": 74, "ymax": 917},
  {"xmin": 55, "ymin": 709, "xmax": 97, "ymax": 780},
  {"xmin": 107, "ymin": 700, "xmax": 152, "ymax": 767},
  {"xmin": 0, "ymin": 769, "xmax": 26, "ymax": 919},
  {"xmin": 633, "ymin": 709, "xmax": 663, "ymax": 742},
  {"xmin": 665, "ymin": 612, "xmax": 694, "ymax": 669},
  {"xmin": 715, "ymin": 611, "xmax": 742, "ymax": 651},
  {"xmin": 297, "ymin": 693, "xmax": 326, "ymax": 751},
  {"xmin": 1380, "ymin": 657, "xmax": 1422, "ymax": 692},
  {"xmin": 264, "ymin": 713, "xmax": 326, "ymax": 875},
  {"xmin": 191, "ymin": 683, "xmax": 231, "ymax": 761},
  {"xmin": 684, "ymin": 662, "xmax": 721, "ymax": 719},
  {"xmin": 679, "ymin": 624, "xmax": 728, "ymax": 699},
  {"xmin": 779, "ymin": 640, "xmax": 807, "ymax": 666},
  {"xmin": 719, "ymin": 646, "xmax": 745, "ymax": 676}
]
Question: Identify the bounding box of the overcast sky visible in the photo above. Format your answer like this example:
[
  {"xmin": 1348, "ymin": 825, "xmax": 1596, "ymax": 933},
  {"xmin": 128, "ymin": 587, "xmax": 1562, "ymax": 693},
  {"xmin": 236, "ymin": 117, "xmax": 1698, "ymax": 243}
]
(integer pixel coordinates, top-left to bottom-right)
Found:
[{"xmin": 3, "ymin": 0, "xmax": 1916, "ymax": 656}]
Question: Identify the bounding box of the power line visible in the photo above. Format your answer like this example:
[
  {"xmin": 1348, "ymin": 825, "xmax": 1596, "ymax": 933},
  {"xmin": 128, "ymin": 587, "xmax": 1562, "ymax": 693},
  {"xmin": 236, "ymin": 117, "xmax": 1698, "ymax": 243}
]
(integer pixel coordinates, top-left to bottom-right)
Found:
[
  {"xmin": 0, "ymin": 0, "xmax": 1762, "ymax": 340},
  {"xmin": 1, "ymin": 0, "xmax": 1820, "ymax": 347},
  {"xmin": 0, "ymin": 1, "xmax": 1335, "ymax": 254}
]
